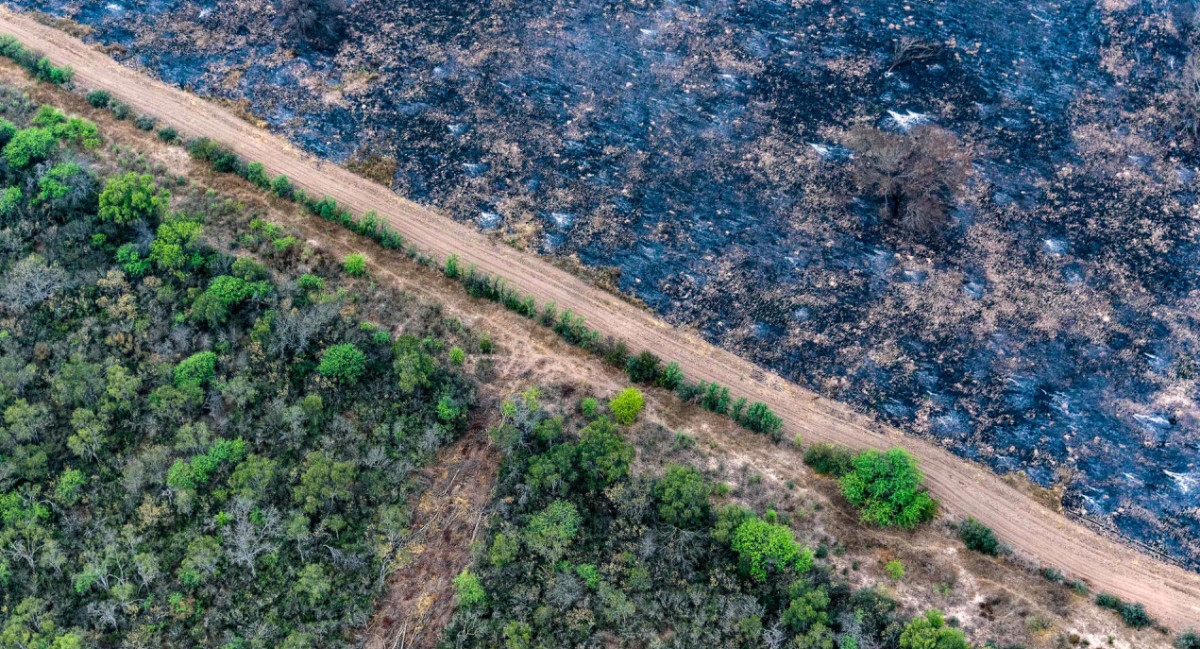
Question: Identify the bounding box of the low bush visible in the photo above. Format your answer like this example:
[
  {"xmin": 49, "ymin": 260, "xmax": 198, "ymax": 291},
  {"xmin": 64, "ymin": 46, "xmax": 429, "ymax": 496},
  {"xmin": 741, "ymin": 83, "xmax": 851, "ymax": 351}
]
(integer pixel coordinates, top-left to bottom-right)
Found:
[
  {"xmin": 1177, "ymin": 629, "xmax": 1200, "ymax": 649},
  {"xmin": 110, "ymin": 101, "xmax": 132, "ymax": 120},
  {"xmin": 959, "ymin": 517, "xmax": 1000, "ymax": 556},
  {"xmin": 86, "ymin": 89, "xmax": 111, "ymax": 108},
  {"xmin": 803, "ymin": 442, "xmax": 857, "ymax": 477}
]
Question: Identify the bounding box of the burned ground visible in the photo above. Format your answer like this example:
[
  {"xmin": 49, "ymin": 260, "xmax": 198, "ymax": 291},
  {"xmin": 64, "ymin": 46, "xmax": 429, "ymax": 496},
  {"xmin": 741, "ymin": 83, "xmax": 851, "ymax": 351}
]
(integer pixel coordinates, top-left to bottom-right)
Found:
[{"xmin": 18, "ymin": 0, "xmax": 1200, "ymax": 567}]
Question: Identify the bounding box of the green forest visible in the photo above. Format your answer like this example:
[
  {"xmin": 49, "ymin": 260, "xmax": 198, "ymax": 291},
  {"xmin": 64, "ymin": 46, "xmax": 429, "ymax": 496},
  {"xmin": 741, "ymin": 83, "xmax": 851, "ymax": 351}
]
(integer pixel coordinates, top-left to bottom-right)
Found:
[
  {"xmin": 439, "ymin": 389, "xmax": 968, "ymax": 649},
  {"xmin": 0, "ymin": 86, "xmax": 476, "ymax": 648}
]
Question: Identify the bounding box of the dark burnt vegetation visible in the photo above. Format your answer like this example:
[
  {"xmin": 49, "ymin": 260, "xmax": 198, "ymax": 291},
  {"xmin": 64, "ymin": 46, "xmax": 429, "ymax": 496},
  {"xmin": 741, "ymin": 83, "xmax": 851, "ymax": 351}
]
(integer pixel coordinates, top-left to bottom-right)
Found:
[
  {"xmin": 888, "ymin": 36, "xmax": 941, "ymax": 72},
  {"xmin": 279, "ymin": 0, "xmax": 347, "ymax": 52},
  {"xmin": 846, "ymin": 125, "xmax": 970, "ymax": 243}
]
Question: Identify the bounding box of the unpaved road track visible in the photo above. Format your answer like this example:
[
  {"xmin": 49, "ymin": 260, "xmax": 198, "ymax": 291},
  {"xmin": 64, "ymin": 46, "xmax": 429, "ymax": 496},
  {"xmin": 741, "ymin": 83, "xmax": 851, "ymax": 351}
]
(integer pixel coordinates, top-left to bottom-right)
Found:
[{"xmin": 5, "ymin": 7, "xmax": 1196, "ymax": 627}]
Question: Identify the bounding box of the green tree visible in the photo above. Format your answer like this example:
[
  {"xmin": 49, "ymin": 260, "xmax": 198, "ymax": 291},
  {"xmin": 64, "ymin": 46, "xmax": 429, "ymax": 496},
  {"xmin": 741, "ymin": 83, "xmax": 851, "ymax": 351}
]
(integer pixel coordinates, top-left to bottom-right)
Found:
[
  {"xmin": 804, "ymin": 443, "xmax": 857, "ymax": 477},
  {"xmin": 730, "ymin": 517, "xmax": 813, "ymax": 581},
  {"xmin": 626, "ymin": 351, "xmax": 662, "ymax": 384},
  {"xmin": 524, "ymin": 443, "xmax": 578, "ymax": 497},
  {"xmin": 227, "ymin": 454, "xmax": 278, "ymax": 500},
  {"xmin": 575, "ymin": 417, "xmax": 634, "ymax": 490},
  {"xmin": 783, "ymin": 585, "xmax": 831, "ymax": 633},
  {"xmin": 524, "ymin": 499, "xmax": 581, "ymax": 563},
  {"xmin": 885, "ymin": 559, "xmax": 905, "ymax": 580},
  {"xmin": 608, "ymin": 387, "xmax": 644, "ymax": 425},
  {"xmin": 317, "ymin": 343, "xmax": 367, "ymax": 383},
  {"xmin": 489, "ymin": 531, "xmax": 520, "ymax": 567},
  {"xmin": 1177, "ymin": 629, "xmax": 1200, "ymax": 649},
  {"xmin": 293, "ymin": 451, "xmax": 356, "ymax": 513},
  {"xmin": 2, "ymin": 127, "xmax": 56, "ymax": 168},
  {"xmin": 149, "ymin": 215, "xmax": 203, "ymax": 272},
  {"xmin": 86, "ymin": 90, "xmax": 112, "ymax": 108},
  {"xmin": 653, "ymin": 464, "xmax": 711, "ymax": 529},
  {"xmin": 191, "ymin": 275, "xmax": 271, "ymax": 327},
  {"xmin": 175, "ymin": 351, "xmax": 218, "ymax": 388},
  {"xmin": 293, "ymin": 563, "xmax": 332, "ymax": 606},
  {"xmin": 839, "ymin": 448, "xmax": 937, "ymax": 529},
  {"xmin": 393, "ymin": 336, "xmax": 435, "ymax": 394},
  {"xmin": 34, "ymin": 162, "xmax": 90, "ymax": 208},
  {"xmin": 453, "ymin": 569, "xmax": 486, "ymax": 609},
  {"xmin": 54, "ymin": 468, "xmax": 86, "ymax": 504},
  {"xmin": 270, "ymin": 173, "xmax": 294, "ymax": 198},
  {"xmin": 899, "ymin": 610, "xmax": 971, "ymax": 649},
  {"xmin": 0, "ymin": 186, "xmax": 22, "ymax": 217},
  {"xmin": 98, "ymin": 172, "xmax": 170, "ymax": 225},
  {"xmin": 245, "ymin": 161, "xmax": 268, "ymax": 187}
]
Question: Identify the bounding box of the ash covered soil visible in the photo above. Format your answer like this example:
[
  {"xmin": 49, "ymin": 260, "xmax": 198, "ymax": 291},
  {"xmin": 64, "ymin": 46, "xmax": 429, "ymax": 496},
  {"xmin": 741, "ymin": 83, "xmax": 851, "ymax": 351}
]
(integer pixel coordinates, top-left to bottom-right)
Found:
[{"xmin": 17, "ymin": 0, "xmax": 1200, "ymax": 566}]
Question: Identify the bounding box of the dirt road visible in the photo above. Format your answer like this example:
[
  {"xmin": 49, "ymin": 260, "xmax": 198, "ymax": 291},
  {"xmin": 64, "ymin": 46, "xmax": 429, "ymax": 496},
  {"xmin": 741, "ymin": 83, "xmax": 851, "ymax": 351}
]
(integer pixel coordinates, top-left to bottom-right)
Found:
[{"xmin": 4, "ymin": 8, "xmax": 1197, "ymax": 627}]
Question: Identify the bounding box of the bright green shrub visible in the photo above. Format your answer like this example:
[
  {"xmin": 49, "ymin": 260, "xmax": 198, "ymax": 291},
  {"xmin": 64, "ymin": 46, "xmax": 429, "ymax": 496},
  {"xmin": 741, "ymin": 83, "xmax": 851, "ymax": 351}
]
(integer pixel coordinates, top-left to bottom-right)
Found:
[
  {"xmin": 839, "ymin": 448, "xmax": 937, "ymax": 528},
  {"xmin": 98, "ymin": 172, "xmax": 169, "ymax": 225},
  {"xmin": 342, "ymin": 253, "xmax": 367, "ymax": 276},
  {"xmin": 454, "ymin": 570, "xmax": 486, "ymax": 609},
  {"xmin": 3, "ymin": 127, "xmax": 57, "ymax": 168},
  {"xmin": 608, "ymin": 387, "xmax": 644, "ymax": 425},
  {"xmin": 899, "ymin": 610, "xmax": 970, "ymax": 649}
]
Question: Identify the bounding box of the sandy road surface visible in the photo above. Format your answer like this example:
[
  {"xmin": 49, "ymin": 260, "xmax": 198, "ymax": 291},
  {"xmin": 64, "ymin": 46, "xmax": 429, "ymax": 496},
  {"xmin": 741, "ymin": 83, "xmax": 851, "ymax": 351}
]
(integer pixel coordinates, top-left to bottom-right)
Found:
[{"xmin": 4, "ymin": 7, "xmax": 1197, "ymax": 627}]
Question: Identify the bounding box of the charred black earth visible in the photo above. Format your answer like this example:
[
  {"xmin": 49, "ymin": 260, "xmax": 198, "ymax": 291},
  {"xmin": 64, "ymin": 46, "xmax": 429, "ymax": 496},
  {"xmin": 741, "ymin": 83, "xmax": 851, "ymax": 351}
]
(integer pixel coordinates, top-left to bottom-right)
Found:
[{"xmin": 14, "ymin": 0, "xmax": 1200, "ymax": 567}]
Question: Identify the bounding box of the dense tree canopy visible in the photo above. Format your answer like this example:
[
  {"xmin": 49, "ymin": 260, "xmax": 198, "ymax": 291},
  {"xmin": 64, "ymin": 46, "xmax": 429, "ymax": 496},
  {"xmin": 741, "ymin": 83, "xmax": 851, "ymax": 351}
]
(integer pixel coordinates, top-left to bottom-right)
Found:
[{"xmin": 0, "ymin": 90, "xmax": 474, "ymax": 648}]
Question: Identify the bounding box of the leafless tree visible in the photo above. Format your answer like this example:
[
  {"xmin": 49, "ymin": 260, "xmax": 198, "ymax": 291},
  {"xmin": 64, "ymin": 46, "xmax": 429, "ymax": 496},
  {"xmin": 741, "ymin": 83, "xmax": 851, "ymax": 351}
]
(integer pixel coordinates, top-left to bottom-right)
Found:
[
  {"xmin": 889, "ymin": 36, "xmax": 940, "ymax": 71},
  {"xmin": 224, "ymin": 497, "xmax": 282, "ymax": 575},
  {"xmin": 1176, "ymin": 49, "xmax": 1200, "ymax": 139},
  {"xmin": 846, "ymin": 125, "xmax": 970, "ymax": 241},
  {"xmin": 280, "ymin": 0, "xmax": 347, "ymax": 51},
  {"xmin": 1, "ymin": 253, "xmax": 66, "ymax": 313}
]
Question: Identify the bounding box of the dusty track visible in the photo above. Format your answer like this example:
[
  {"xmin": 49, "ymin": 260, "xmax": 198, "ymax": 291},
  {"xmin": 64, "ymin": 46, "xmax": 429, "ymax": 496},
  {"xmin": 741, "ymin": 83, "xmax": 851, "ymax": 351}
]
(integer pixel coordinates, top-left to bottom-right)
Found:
[{"xmin": 4, "ymin": 7, "xmax": 1197, "ymax": 627}]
